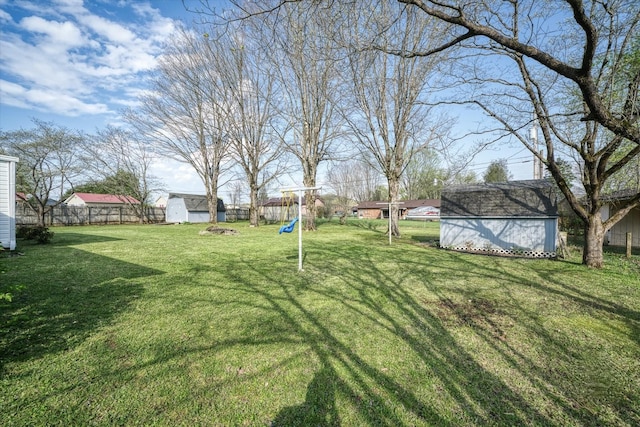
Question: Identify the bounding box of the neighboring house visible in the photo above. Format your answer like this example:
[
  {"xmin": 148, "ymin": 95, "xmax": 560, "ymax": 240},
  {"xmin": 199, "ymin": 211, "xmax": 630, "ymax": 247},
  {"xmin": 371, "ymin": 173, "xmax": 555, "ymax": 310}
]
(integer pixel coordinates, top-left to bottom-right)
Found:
[
  {"xmin": 355, "ymin": 199, "xmax": 441, "ymax": 220},
  {"xmin": 16, "ymin": 192, "xmax": 29, "ymax": 207},
  {"xmin": 259, "ymin": 196, "xmax": 324, "ymax": 222},
  {"xmin": 440, "ymin": 180, "xmax": 559, "ymax": 257},
  {"xmin": 0, "ymin": 155, "xmax": 19, "ymax": 250},
  {"xmin": 155, "ymin": 196, "xmax": 167, "ymax": 209},
  {"xmin": 65, "ymin": 192, "xmax": 140, "ymax": 207},
  {"xmin": 165, "ymin": 193, "xmax": 226, "ymax": 223},
  {"xmin": 401, "ymin": 199, "xmax": 441, "ymax": 220},
  {"xmin": 355, "ymin": 201, "xmax": 389, "ymax": 219},
  {"xmin": 600, "ymin": 190, "xmax": 640, "ymax": 248}
]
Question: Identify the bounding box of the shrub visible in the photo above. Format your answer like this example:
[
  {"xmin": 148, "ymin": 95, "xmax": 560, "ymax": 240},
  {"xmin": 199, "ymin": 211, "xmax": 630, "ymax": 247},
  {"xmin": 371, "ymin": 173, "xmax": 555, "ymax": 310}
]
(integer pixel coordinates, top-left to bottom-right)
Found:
[{"xmin": 16, "ymin": 226, "xmax": 55, "ymax": 244}]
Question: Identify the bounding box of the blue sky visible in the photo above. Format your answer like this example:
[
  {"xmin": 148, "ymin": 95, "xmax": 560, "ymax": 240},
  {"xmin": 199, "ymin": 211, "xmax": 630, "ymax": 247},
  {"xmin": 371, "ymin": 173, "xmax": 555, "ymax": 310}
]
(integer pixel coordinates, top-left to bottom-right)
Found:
[
  {"xmin": 0, "ymin": 0, "xmax": 198, "ymax": 131},
  {"xmin": 0, "ymin": 0, "xmax": 234, "ymax": 195},
  {"xmin": 0, "ymin": 0, "xmax": 532, "ymax": 198}
]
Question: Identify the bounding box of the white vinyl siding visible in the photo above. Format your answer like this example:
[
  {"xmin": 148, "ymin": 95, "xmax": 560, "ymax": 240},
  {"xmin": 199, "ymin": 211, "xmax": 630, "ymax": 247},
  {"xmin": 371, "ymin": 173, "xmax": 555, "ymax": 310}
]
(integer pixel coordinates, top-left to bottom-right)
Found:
[
  {"xmin": 440, "ymin": 217, "xmax": 558, "ymax": 255},
  {"xmin": 0, "ymin": 155, "xmax": 18, "ymax": 250}
]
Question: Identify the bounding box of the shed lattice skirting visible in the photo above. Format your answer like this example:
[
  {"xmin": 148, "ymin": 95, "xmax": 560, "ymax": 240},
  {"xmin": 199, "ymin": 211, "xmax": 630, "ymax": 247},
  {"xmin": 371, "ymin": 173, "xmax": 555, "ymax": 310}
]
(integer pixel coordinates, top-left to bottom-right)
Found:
[{"xmin": 441, "ymin": 245, "xmax": 557, "ymax": 259}]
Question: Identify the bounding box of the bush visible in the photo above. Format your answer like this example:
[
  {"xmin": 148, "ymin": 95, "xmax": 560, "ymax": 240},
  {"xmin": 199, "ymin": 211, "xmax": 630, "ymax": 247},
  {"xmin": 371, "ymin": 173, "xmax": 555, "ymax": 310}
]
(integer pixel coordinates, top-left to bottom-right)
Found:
[{"xmin": 16, "ymin": 226, "xmax": 54, "ymax": 244}]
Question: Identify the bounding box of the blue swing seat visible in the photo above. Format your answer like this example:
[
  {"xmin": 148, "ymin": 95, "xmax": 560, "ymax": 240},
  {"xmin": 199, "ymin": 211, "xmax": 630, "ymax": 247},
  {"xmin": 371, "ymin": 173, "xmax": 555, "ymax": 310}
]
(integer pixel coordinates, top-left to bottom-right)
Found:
[{"xmin": 279, "ymin": 217, "xmax": 298, "ymax": 234}]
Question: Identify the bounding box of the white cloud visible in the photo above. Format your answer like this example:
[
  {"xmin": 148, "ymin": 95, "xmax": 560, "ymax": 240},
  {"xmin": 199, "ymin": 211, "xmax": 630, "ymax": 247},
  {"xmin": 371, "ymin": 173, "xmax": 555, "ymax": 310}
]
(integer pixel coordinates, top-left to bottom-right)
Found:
[
  {"xmin": 0, "ymin": 78, "xmax": 108, "ymax": 116},
  {"xmin": 0, "ymin": 0, "xmax": 178, "ymax": 117},
  {"xmin": 20, "ymin": 16, "xmax": 84, "ymax": 48},
  {"xmin": 150, "ymin": 158, "xmax": 204, "ymax": 194},
  {"xmin": 0, "ymin": 8, "xmax": 12, "ymax": 22}
]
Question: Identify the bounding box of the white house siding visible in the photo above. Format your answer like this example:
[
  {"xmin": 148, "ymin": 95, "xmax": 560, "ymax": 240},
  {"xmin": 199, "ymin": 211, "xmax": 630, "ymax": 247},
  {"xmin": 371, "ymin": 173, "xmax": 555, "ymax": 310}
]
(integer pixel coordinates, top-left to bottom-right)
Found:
[
  {"xmin": 607, "ymin": 206, "xmax": 640, "ymax": 248},
  {"xmin": 188, "ymin": 211, "xmax": 210, "ymax": 223},
  {"xmin": 65, "ymin": 194, "xmax": 85, "ymax": 206},
  {"xmin": 441, "ymin": 217, "xmax": 557, "ymax": 256},
  {"xmin": 0, "ymin": 155, "xmax": 18, "ymax": 250}
]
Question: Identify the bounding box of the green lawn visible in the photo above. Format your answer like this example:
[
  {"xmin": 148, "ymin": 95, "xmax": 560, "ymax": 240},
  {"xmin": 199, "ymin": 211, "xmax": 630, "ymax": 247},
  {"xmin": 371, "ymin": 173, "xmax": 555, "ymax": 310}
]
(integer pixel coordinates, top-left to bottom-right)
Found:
[{"xmin": 1, "ymin": 220, "xmax": 639, "ymax": 426}]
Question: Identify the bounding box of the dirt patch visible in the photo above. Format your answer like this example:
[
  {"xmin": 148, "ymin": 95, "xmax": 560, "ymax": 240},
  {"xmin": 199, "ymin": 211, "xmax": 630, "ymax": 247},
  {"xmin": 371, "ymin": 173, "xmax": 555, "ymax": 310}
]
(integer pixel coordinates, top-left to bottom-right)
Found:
[
  {"xmin": 433, "ymin": 297, "xmax": 510, "ymax": 341},
  {"xmin": 199, "ymin": 226, "xmax": 239, "ymax": 236}
]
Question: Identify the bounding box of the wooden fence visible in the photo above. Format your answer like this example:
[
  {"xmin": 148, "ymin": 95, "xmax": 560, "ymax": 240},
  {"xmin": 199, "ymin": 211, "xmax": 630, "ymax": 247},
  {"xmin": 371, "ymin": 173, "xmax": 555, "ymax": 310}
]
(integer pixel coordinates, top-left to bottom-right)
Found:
[
  {"xmin": 225, "ymin": 208, "xmax": 250, "ymax": 222},
  {"xmin": 16, "ymin": 204, "xmax": 166, "ymax": 226},
  {"xmin": 16, "ymin": 205, "xmax": 252, "ymax": 226}
]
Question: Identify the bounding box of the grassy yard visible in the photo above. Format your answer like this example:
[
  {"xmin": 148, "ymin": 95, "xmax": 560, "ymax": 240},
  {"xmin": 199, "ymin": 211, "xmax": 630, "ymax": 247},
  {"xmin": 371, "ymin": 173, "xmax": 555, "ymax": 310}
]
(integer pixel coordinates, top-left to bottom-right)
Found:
[{"xmin": 1, "ymin": 220, "xmax": 639, "ymax": 426}]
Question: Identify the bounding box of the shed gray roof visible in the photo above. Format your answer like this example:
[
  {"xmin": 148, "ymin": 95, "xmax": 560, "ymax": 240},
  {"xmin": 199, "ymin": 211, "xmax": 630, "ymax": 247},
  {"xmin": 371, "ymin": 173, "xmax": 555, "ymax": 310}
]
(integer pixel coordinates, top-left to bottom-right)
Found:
[
  {"xmin": 441, "ymin": 180, "xmax": 558, "ymax": 217},
  {"xmin": 168, "ymin": 193, "xmax": 226, "ymax": 212},
  {"xmin": 356, "ymin": 199, "xmax": 440, "ymax": 209}
]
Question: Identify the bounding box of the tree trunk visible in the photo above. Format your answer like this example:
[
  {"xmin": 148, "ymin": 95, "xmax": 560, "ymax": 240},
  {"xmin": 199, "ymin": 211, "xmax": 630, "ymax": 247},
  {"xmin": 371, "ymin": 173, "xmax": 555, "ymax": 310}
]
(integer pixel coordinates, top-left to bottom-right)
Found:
[
  {"xmin": 303, "ymin": 171, "xmax": 317, "ymax": 231},
  {"xmin": 38, "ymin": 205, "xmax": 46, "ymax": 227},
  {"xmin": 304, "ymin": 189, "xmax": 317, "ymax": 231},
  {"xmin": 388, "ymin": 177, "xmax": 401, "ymax": 238},
  {"xmin": 249, "ymin": 185, "xmax": 259, "ymax": 227},
  {"xmin": 207, "ymin": 191, "xmax": 218, "ymax": 224},
  {"xmin": 206, "ymin": 169, "xmax": 219, "ymax": 224},
  {"xmin": 583, "ymin": 216, "xmax": 605, "ymax": 268}
]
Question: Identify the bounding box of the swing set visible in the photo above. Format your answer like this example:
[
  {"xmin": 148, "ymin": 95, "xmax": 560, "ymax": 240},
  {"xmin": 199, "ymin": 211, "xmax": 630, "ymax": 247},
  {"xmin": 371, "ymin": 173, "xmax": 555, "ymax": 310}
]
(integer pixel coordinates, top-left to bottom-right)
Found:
[
  {"xmin": 278, "ymin": 191, "xmax": 297, "ymax": 234},
  {"xmin": 277, "ymin": 186, "xmax": 321, "ymax": 271}
]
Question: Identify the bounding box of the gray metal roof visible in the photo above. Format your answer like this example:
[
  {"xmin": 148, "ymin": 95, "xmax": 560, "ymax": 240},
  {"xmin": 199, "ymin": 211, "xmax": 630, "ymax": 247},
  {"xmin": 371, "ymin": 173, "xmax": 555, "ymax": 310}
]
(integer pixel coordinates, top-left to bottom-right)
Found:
[
  {"xmin": 168, "ymin": 193, "xmax": 226, "ymax": 212},
  {"xmin": 441, "ymin": 180, "xmax": 558, "ymax": 217},
  {"xmin": 355, "ymin": 199, "xmax": 440, "ymax": 209}
]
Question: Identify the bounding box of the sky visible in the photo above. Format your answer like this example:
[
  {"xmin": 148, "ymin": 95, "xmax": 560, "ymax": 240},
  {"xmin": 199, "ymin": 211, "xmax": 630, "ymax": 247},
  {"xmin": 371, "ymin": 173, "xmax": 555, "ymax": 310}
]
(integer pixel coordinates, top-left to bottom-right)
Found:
[{"xmin": 0, "ymin": 0, "xmax": 533, "ymax": 201}]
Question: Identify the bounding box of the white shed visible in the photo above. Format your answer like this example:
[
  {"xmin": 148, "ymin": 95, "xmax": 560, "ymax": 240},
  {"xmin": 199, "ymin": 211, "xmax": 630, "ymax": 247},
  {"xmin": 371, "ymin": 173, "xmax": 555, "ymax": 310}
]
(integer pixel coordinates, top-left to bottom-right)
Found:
[
  {"xmin": 0, "ymin": 155, "xmax": 19, "ymax": 250},
  {"xmin": 440, "ymin": 180, "xmax": 558, "ymax": 258},
  {"xmin": 165, "ymin": 193, "xmax": 226, "ymax": 223}
]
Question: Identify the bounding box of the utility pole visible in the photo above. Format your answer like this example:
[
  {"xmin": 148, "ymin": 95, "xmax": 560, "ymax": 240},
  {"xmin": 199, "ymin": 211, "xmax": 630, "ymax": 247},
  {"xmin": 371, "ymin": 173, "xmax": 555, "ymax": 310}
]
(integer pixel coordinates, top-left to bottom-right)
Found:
[
  {"xmin": 530, "ymin": 120, "xmax": 538, "ymax": 179},
  {"xmin": 530, "ymin": 117, "xmax": 544, "ymax": 179}
]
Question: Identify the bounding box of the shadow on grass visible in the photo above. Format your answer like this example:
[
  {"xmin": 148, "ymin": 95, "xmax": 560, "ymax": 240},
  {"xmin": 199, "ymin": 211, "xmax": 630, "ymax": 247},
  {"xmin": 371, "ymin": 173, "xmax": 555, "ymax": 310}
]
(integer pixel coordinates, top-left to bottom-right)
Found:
[
  {"xmin": 272, "ymin": 364, "xmax": 341, "ymax": 426},
  {"xmin": 209, "ymin": 238, "xmax": 639, "ymax": 426},
  {"xmin": 342, "ymin": 219, "xmax": 385, "ymax": 233},
  {"xmin": 211, "ymin": 258, "xmax": 520, "ymax": 424},
  {"xmin": 0, "ymin": 235, "xmax": 163, "ymax": 375}
]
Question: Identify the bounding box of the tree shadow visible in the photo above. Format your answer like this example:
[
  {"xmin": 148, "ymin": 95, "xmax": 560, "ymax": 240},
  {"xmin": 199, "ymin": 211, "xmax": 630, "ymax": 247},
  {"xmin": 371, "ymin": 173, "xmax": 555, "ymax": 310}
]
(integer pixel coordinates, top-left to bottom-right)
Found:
[
  {"xmin": 0, "ymin": 235, "xmax": 163, "ymax": 375},
  {"xmin": 213, "ymin": 236, "xmax": 639, "ymax": 425},
  {"xmin": 271, "ymin": 364, "xmax": 341, "ymax": 426}
]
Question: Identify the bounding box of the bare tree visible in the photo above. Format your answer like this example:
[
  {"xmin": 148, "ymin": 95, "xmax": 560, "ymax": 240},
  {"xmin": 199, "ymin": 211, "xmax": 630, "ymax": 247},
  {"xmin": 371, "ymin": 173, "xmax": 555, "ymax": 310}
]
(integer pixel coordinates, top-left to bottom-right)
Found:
[
  {"xmin": 395, "ymin": 0, "xmax": 640, "ymax": 267},
  {"xmin": 125, "ymin": 26, "xmax": 232, "ymax": 224},
  {"xmin": 186, "ymin": 0, "xmax": 639, "ymax": 265},
  {"xmin": 83, "ymin": 126, "xmax": 163, "ymax": 223},
  {"xmin": 256, "ymin": 1, "xmax": 343, "ymax": 230},
  {"xmin": 326, "ymin": 158, "xmax": 384, "ymax": 203},
  {"xmin": 342, "ymin": 3, "xmax": 451, "ymax": 237},
  {"xmin": 205, "ymin": 25, "xmax": 288, "ymax": 227},
  {"xmin": 1, "ymin": 119, "xmax": 84, "ymax": 227}
]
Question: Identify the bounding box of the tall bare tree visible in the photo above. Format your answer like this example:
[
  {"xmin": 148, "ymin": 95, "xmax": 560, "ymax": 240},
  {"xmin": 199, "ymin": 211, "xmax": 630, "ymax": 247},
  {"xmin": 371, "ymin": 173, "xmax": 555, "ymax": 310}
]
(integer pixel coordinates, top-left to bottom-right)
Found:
[
  {"xmin": 205, "ymin": 26, "xmax": 287, "ymax": 227},
  {"xmin": 256, "ymin": 1, "xmax": 343, "ymax": 230},
  {"xmin": 342, "ymin": 3, "xmax": 451, "ymax": 237},
  {"xmin": 0, "ymin": 119, "xmax": 84, "ymax": 227},
  {"xmin": 83, "ymin": 126, "xmax": 163, "ymax": 223},
  {"xmin": 125, "ymin": 26, "xmax": 232, "ymax": 224},
  {"xmin": 395, "ymin": 0, "xmax": 640, "ymax": 267}
]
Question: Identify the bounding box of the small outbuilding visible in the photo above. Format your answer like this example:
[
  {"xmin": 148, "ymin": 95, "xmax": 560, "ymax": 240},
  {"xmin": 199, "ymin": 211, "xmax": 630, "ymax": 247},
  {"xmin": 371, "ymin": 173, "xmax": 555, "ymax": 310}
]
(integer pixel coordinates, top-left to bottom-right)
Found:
[
  {"xmin": 0, "ymin": 155, "xmax": 19, "ymax": 250},
  {"xmin": 600, "ymin": 190, "xmax": 640, "ymax": 248},
  {"xmin": 166, "ymin": 193, "xmax": 226, "ymax": 223},
  {"xmin": 440, "ymin": 180, "xmax": 558, "ymax": 257}
]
